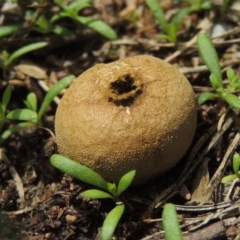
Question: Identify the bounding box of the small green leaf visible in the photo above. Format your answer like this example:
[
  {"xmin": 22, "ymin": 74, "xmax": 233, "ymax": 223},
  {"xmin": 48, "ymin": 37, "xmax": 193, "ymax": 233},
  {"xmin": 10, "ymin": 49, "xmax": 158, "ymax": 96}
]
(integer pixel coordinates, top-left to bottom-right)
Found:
[
  {"xmin": 210, "ymin": 74, "xmax": 222, "ymax": 90},
  {"xmin": 117, "ymin": 170, "xmax": 136, "ymax": 196},
  {"xmin": 162, "ymin": 203, "xmax": 183, "ymax": 240},
  {"xmin": 223, "ymin": 94, "xmax": 240, "ymax": 109},
  {"xmin": 230, "ymin": 76, "xmax": 239, "ymax": 85},
  {"xmin": 0, "ymin": 122, "xmax": 35, "ymax": 145},
  {"xmin": 38, "ymin": 75, "xmax": 75, "ymax": 120},
  {"xmin": 6, "ymin": 109, "xmax": 38, "ymax": 123},
  {"xmin": 2, "ymin": 50, "xmax": 9, "ymax": 60},
  {"xmin": 221, "ymin": 174, "xmax": 238, "ymax": 183},
  {"xmin": 197, "ymin": 92, "xmax": 218, "ymax": 105},
  {"xmin": 201, "ymin": 2, "xmax": 212, "ymax": 9},
  {"xmin": 107, "ymin": 183, "xmax": 118, "ymax": 197},
  {"xmin": 4, "ymin": 42, "xmax": 48, "ymax": 67},
  {"xmin": 197, "ymin": 33, "xmax": 222, "ymax": 81},
  {"xmin": 233, "ymin": 152, "xmax": 240, "ymax": 175},
  {"xmin": 101, "ymin": 204, "xmax": 125, "ymax": 240},
  {"xmin": 50, "ymin": 154, "xmax": 108, "ymax": 190},
  {"xmin": 0, "ymin": 25, "xmax": 21, "ymax": 38},
  {"xmin": 53, "ymin": 26, "xmax": 72, "ymax": 36},
  {"xmin": 50, "ymin": 12, "xmax": 71, "ymax": 23},
  {"xmin": 226, "ymin": 68, "xmax": 235, "ymax": 82},
  {"xmin": 81, "ymin": 189, "xmax": 114, "ymax": 199},
  {"xmin": 76, "ymin": 16, "xmax": 117, "ymax": 40},
  {"xmin": 25, "ymin": 92, "xmax": 37, "ymax": 112},
  {"xmin": 2, "ymin": 85, "xmax": 11, "ymax": 114},
  {"xmin": 68, "ymin": 0, "xmax": 91, "ymax": 12}
]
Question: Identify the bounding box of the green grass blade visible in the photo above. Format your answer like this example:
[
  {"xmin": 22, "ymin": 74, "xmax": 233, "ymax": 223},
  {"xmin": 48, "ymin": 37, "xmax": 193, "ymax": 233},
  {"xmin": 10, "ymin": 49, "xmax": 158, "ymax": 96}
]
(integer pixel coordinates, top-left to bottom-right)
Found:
[
  {"xmin": 81, "ymin": 189, "xmax": 114, "ymax": 199},
  {"xmin": 50, "ymin": 154, "xmax": 108, "ymax": 190},
  {"xmin": 145, "ymin": 0, "xmax": 169, "ymax": 33},
  {"xmin": 5, "ymin": 42, "xmax": 48, "ymax": 67},
  {"xmin": 162, "ymin": 203, "xmax": 183, "ymax": 240},
  {"xmin": 197, "ymin": 33, "xmax": 222, "ymax": 81},
  {"xmin": 2, "ymin": 85, "xmax": 11, "ymax": 114},
  {"xmin": 0, "ymin": 122, "xmax": 35, "ymax": 145},
  {"xmin": 101, "ymin": 204, "xmax": 125, "ymax": 240},
  {"xmin": 0, "ymin": 25, "xmax": 21, "ymax": 38},
  {"xmin": 117, "ymin": 170, "xmax": 135, "ymax": 196},
  {"xmin": 6, "ymin": 109, "xmax": 38, "ymax": 123},
  {"xmin": 76, "ymin": 16, "xmax": 117, "ymax": 40},
  {"xmin": 37, "ymin": 75, "xmax": 75, "ymax": 120}
]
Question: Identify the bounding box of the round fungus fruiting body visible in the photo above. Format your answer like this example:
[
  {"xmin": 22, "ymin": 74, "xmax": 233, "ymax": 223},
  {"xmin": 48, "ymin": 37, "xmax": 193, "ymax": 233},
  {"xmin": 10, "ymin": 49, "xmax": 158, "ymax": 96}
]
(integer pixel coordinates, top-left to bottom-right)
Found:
[{"xmin": 55, "ymin": 55, "xmax": 197, "ymax": 185}]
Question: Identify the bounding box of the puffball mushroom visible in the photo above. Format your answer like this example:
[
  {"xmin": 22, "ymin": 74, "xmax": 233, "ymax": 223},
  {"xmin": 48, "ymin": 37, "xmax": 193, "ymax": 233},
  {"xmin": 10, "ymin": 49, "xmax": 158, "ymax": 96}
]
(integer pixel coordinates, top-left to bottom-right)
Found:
[{"xmin": 55, "ymin": 55, "xmax": 197, "ymax": 185}]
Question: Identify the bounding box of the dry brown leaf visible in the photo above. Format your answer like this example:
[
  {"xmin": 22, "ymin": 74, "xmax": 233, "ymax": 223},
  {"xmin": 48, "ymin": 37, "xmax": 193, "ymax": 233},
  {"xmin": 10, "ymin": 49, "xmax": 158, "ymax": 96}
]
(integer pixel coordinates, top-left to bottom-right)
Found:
[
  {"xmin": 190, "ymin": 157, "xmax": 213, "ymax": 205},
  {"xmin": 15, "ymin": 63, "xmax": 47, "ymax": 79}
]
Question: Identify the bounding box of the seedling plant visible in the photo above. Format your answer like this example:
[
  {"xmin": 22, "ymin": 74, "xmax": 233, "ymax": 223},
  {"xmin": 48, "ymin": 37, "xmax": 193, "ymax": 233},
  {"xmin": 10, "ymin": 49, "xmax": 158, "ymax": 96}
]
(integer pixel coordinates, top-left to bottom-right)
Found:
[
  {"xmin": 0, "ymin": 0, "xmax": 117, "ymax": 41},
  {"xmin": 0, "ymin": 75, "xmax": 75, "ymax": 144},
  {"xmin": 0, "ymin": 42, "xmax": 48, "ymax": 71},
  {"xmin": 51, "ymin": 0, "xmax": 117, "ymax": 40},
  {"xmin": 222, "ymin": 152, "xmax": 240, "ymax": 183},
  {"xmin": 197, "ymin": 33, "xmax": 240, "ymax": 109},
  {"xmin": 145, "ymin": 0, "xmax": 211, "ymax": 43},
  {"xmin": 50, "ymin": 154, "xmax": 136, "ymax": 240}
]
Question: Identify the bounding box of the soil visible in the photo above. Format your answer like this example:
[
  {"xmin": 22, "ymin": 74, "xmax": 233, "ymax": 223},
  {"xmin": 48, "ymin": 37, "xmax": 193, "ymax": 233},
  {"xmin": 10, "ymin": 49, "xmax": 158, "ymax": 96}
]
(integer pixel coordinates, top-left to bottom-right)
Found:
[{"xmin": 1, "ymin": 1, "xmax": 240, "ymax": 240}]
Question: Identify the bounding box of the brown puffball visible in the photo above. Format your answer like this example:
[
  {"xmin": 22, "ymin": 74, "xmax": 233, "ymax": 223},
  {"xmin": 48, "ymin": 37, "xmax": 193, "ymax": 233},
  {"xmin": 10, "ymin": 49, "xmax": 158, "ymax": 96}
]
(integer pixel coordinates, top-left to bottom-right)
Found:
[{"xmin": 55, "ymin": 55, "xmax": 197, "ymax": 185}]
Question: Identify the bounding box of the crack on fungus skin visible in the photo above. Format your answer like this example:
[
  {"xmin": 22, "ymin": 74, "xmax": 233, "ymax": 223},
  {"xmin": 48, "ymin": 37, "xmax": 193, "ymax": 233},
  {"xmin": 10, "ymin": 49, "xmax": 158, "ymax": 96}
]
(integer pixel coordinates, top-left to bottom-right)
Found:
[{"xmin": 108, "ymin": 74, "xmax": 144, "ymax": 107}]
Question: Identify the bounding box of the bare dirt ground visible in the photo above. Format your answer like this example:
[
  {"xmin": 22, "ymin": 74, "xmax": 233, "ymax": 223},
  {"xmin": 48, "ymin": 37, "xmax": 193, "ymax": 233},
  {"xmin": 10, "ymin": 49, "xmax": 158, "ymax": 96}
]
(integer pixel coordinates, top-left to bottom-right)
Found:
[{"xmin": 1, "ymin": 0, "xmax": 240, "ymax": 239}]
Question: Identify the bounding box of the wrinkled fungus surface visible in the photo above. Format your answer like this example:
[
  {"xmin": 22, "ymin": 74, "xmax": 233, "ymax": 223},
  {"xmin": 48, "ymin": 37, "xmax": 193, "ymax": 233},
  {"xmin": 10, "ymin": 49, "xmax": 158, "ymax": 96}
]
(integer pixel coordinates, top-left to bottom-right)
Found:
[{"xmin": 55, "ymin": 55, "xmax": 197, "ymax": 184}]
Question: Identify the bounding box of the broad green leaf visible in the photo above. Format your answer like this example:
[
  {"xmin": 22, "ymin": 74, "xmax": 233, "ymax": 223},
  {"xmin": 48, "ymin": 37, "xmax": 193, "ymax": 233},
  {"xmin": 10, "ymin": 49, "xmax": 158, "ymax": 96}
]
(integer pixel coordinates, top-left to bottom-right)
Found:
[
  {"xmin": 107, "ymin": 183, "xmax": 117, "ymax": 197},
  {"xmin": 162, "ymin": 203, "xmax": 183, "ymax": 240},
  {"xmin": 233, "ymin": 152, "xmax": 240, "ymax": 175},
  {"xmin": 0, "ymin": 25, "xmax": 21, "ymax": 38},
  {"xmin": 6, "ymin": 109, "xmax": 38, "ymax": 123},
  {"xmin": 197, "ymin": 92, "xmax": 218, "ymax": 105},
  {"xmin": 209, "ymin": 74, "xmax": 222, "ymax": 91},
  {"xmin": 0, "ymin": 122, "xmax": 35, "ymax": 145},
  {"xmin": 50, "ymin": 154, "xmax": 108, "ymax": 190},
  {"xmin": 38, "ymin": 75, "xmax": 75, "ymax": 120},
  {"xmin": 145, "ymin": 0, "xmax": 168, "ymax": 33},
  {"xmin": 221, "ymin": 174, "xmax": 237, "ymax": 183},
  {"xmin": 223, "ymin": 94, "xmax": 240, "ymax": 109},
  {"xmin": 25, "ymin": 92, "xmax": 37, "ymax": 112},
  {"xmin": 76, "ymin": 16, "xmax": 117, "ymax": 40},
  {"xmin": 2, "ymin": 85, "xmax": 11, "ymax": 114},
  {"xmin": 81, "ymin": 189, "xmax": 113, "ymax": 199},
  {"xmin": 101, "ymin": 204, "xmax": 125, "ymax": 240},
  {"xmin": 197, "ymin": 33, "xmax": 222, "ymax": 81},
  {"xmin": 117, "ymin": 170, "xmax": 136, "ymax": 196},
  {"xmin": 4, "ymin": 42, "xmax": 48, "ymax": 67}
]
